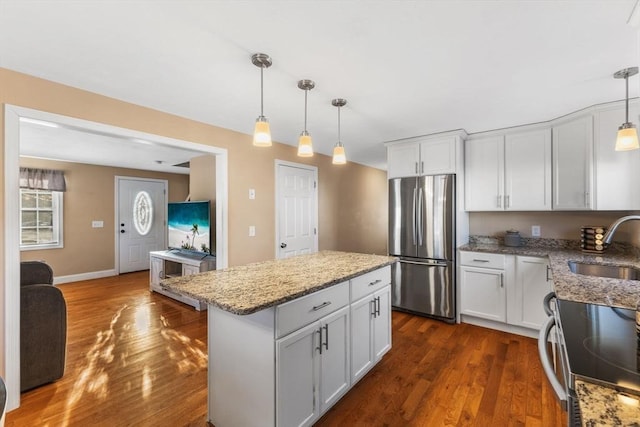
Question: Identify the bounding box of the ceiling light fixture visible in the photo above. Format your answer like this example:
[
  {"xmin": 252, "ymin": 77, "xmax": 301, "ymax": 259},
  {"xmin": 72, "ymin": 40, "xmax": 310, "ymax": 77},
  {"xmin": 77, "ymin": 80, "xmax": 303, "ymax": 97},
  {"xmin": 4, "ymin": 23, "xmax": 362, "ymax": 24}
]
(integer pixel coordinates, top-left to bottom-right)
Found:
[
  {"xmin": 252, "ymin": 53, "xmax": 273, "ymax": 147},
  {"xmin": 614, "ymin": 66, "xmax": 639, "ymax": 151},
  {"xmin": 331, "ymin": 98, "xmax": 347, "ymax": 165},
  {"xmin": 297, "ymin": 79, "xmax": 315, "ymax": 157}
]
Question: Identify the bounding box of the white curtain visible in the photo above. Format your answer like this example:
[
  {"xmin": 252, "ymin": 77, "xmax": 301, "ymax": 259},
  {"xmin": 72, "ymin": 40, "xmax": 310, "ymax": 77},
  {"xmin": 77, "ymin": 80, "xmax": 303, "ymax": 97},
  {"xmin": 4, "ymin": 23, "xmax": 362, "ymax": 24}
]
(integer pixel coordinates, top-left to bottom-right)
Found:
[{"xmin": 19, "ymin": 167, "xmax": 66, "ymax": 191}]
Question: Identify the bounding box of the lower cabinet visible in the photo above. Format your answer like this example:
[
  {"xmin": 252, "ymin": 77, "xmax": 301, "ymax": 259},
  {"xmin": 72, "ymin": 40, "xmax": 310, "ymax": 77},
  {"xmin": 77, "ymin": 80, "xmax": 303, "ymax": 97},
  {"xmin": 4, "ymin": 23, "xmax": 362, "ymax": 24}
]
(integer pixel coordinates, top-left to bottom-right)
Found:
[
  {"xmin": 459, "ymin": 251, "xmax": 550, "ymax": 335},
  {"xmin": 459, "ymin": 265, "xmax": 506, "ymax": 322},
  {"xmin": 351, "ymin": 285, "xmax": 391, "ymax": 384},
  {"xmin": 208, "ymin": 265, "xmax": 392, "ymax": 427},
  {"xmin": 276, "ymin": 305, "xmax": 350, "ymax": 427}
]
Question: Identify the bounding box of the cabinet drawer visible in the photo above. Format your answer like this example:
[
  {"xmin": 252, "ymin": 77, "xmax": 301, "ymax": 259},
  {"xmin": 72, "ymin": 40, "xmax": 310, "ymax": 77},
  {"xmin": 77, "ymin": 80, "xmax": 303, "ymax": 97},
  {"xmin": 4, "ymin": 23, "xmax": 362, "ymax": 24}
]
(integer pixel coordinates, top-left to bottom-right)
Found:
[
  {"xmin": 276, "ymin": 281, "xmax": 349, "ymax": 338},
  {"xmin": 351, "ymin": 266, "xmax": 391, "ymax": 301},
  {"xmin": 460, "ymin": 252, "xmax": 505, "ymax": 269}
]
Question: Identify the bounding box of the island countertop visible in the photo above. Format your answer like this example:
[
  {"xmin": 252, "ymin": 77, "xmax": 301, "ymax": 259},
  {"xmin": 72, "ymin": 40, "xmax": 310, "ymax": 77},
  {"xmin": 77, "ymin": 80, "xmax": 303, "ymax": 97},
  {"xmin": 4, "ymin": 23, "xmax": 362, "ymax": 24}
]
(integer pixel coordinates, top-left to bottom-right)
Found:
[{"xmin": 160, "ymin": 250, "xmax": 397, "ymax": 315}]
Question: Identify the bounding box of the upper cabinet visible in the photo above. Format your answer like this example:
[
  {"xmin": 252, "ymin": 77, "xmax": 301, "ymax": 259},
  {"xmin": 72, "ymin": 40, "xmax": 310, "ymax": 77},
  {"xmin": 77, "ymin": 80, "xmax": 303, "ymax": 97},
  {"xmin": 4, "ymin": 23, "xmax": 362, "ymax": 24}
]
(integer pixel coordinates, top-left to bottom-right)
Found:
[
  {"xmin": 593, "ymin": 101, "xmax": 640, "ymax": 210},
  {"xmin": 387, "ymin": 135, "xmax": 457, "ymax": 178},
  {"xmin": 552, "ymin": 115, "xmax": 594, "ymax": 210},
  {"xmin": 465, "ymin": 128, "xmax": 551, "ymax": 211}
]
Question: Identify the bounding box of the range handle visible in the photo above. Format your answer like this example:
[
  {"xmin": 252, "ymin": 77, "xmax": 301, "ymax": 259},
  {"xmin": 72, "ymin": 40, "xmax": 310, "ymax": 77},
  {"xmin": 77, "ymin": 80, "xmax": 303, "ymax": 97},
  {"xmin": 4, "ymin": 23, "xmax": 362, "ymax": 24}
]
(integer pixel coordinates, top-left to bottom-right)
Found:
[{"xmin": 537, "ymin": 316, "xmax": 568, "ymax": 410}]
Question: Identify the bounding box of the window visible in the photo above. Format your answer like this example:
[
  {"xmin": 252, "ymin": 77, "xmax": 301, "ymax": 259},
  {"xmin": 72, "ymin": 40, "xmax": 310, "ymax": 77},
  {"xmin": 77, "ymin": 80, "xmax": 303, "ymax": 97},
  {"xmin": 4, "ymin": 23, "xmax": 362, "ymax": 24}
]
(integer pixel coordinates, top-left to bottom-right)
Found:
[{"xmin": 20, "ymin": 189, "xmax": 63, "ymax": 250}]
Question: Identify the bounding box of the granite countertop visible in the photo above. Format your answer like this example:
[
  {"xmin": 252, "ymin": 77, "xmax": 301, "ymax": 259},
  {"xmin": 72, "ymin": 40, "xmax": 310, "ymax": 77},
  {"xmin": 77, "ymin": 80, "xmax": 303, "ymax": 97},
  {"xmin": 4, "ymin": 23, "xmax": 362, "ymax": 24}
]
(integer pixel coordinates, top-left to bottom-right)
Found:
[
  {"xmin": 459, "ymin": 239, "xmax": 640, "ymax": 310},
  {"xmin": 460, "ymin": 237, "xmax": 640, "ymax": 426},
  {"xmin": 161, "ymin": 250, "xmax": 397, "ymax": 315}
]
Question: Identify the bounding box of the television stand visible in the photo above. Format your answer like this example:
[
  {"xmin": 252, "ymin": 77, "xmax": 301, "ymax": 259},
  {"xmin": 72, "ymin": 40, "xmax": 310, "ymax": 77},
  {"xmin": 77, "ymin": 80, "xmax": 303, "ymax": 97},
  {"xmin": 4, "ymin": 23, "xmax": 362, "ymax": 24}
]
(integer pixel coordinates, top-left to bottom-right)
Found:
[{"xmin": 149, "ymin": 250, "xmax": 216, "ymax": 310}]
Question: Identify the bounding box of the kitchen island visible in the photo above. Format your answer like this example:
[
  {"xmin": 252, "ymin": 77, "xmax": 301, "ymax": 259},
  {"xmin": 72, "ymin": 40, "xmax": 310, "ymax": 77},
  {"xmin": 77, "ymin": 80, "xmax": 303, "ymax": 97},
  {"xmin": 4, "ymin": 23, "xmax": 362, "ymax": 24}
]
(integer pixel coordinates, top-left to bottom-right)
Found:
[
  {"xmin": 161, "ymin": 250, "xmax": 397, "ymax": 427},
  {"xmin": 460, "ymin": 237, "xmax": 640, "ymax": 426}
]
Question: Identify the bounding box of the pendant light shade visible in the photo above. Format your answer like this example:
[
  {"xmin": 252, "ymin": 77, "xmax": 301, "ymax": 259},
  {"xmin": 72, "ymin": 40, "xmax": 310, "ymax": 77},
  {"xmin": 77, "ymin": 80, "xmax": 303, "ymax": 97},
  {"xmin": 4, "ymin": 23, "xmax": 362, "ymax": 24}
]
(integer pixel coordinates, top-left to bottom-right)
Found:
[
  {"xmin": 252, "ymin": 53, "xmax": 272, "ymax": 147},
  {"xmin": 332, "ymin": 98, "xmax": 347, "ymax": 165},
  {"xmin": 614, "ymin": 67, "xmax": 639, "ymax": 151},
  {"xmin": 297, "ymin": 80, "xmax": 315, "ymax": 157}
]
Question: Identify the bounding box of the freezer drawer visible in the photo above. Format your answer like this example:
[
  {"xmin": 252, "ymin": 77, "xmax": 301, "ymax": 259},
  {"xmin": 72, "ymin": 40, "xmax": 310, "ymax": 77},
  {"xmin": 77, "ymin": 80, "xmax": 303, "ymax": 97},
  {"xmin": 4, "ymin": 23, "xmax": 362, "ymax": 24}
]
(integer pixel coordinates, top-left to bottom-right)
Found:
[{"xmin": 391, "ymin": 259, "xmax": 454, "ymax": 320}]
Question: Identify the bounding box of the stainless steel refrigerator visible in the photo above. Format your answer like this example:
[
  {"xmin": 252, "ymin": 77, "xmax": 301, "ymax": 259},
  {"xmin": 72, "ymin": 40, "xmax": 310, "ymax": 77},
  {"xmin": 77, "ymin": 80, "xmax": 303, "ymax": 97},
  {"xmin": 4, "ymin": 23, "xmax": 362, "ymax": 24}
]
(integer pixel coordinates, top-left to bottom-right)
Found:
[{"xmin": 388, "ymin": 174, "xmax": 455, "ymax": 322}]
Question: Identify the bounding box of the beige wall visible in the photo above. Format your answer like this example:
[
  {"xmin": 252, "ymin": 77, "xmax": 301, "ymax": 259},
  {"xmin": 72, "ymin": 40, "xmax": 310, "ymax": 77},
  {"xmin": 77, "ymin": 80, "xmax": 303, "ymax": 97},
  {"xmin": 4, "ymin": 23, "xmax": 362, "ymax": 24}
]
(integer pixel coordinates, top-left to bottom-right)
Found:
[
  {"xmin": 1, "ymin": 68, "xmax": 388, "ymax": 270},
  {"xmin": 469, "ymin": 211, "xmax": 637, "ymax": 243},
  {"xmin": 189, "ymin": 154, "xmax": 216, "ymax": 252},
  {"xmin": 19, "ymin": 157, "xmax": 190, "ymax": 276}
]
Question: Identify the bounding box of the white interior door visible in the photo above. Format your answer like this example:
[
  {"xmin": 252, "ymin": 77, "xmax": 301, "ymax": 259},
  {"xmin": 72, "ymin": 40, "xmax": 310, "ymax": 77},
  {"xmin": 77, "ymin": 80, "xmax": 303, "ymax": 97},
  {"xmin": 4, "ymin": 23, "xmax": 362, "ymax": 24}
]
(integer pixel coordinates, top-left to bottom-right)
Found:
[
  {"xmin": 117, "ymin": 177, "xmax": 167, "ymax": 273},
  {"xmin": 276, "ymin": 162, "xmax": 318, "ymax": 259}
]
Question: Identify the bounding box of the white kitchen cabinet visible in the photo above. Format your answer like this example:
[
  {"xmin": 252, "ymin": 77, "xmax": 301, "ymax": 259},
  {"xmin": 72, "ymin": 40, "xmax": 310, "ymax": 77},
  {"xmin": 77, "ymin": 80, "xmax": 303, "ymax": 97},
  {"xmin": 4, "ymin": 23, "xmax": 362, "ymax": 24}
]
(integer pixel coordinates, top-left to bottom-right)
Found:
[
  {"xmin": 504, "ymin": 129, "xmax": 552, "ymax": 210},
  {"xmin": 387, "ymin": 136, "xmax": 456, "ymax": 178},
  {"xmin": 460, "ymin": 251, "xmax": 550, "ymax": 337},
  {"xmin": 276, "ymin": 305, "xmax": 350, "ymax": 427},
  {"xmin": 350, "ymin": 285, "xmax": 391, "ymax": 384},
  {"xmin": 552, "ymin": 115, "xmax": 594, "ymax": 210},
  {"xmin": 208, "ymin": 265, "xmax": 392, "ymax": 427},
  {"xmin": 149, "ymin": 250, "xmax": 216, "ymax": 310},
  {"xmin": 594, "ymin": 101, "xmax": 640, "ymax": 210},
  {"xmin": 465, "ymin": 128, "xmax": 551, "ymax": 211},
  {"xmin": 508, "ymin": 256, "xmax": 551, "ymax": 330},
  {"xmin": 464, "ymin": 135, "xmax": 503, "ymax": 211},
  {"xmin": 459, "ymin": 264, "xmax": 506, "ymax": 322}
]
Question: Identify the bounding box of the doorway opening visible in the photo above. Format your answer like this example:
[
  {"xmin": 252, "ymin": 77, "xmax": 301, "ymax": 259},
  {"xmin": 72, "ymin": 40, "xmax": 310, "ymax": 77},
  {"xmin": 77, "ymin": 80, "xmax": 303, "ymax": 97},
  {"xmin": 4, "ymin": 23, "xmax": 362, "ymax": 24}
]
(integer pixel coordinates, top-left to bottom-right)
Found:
[{"xmin": 4, "ymin": 104, "xmax": 228, "ymax": 410}]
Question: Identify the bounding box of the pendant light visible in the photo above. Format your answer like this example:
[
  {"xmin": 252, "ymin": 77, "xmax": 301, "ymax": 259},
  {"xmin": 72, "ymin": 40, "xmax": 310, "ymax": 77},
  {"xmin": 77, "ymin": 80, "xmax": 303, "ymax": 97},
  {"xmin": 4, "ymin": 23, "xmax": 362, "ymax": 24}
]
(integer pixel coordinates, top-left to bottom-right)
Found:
[
  {"xmin": 331, "ymin": 98, "xmax": 347, "ymax": 164},
  {"xmin": 614, "ymin": 67, "xmax": 639, "ymax": 151},
  {"xmin": 297, "ymin": 79, "xmax": 315, "ymax": 157},
  {"xmin": 252, "ymin": 53, "xmax": 272, "ymax": 147}
]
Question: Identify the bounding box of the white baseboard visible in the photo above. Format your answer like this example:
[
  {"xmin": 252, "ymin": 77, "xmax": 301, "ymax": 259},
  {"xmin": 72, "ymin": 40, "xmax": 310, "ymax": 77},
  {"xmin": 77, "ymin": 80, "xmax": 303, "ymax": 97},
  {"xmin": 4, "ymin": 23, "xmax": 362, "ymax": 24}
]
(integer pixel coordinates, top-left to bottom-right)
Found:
[
  {"xmin": 53, "ymin": 269, "xmax": 118, "ymax": 285},
  {"xmin": 460, "ymin": 315, "xmax": 539, "ymax": 339}
]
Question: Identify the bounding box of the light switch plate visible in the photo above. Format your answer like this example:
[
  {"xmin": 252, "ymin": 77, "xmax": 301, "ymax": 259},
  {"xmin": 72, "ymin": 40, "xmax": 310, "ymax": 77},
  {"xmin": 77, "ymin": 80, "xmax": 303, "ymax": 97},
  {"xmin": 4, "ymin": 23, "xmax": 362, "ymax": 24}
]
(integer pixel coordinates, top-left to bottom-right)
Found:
[
  {"xmin": 249, "ymin": 225, "xmax": 256, "ymax": 237},
  {"xmin": 531, "ymin": 225, "xmax": 541, "ymax": 237}
]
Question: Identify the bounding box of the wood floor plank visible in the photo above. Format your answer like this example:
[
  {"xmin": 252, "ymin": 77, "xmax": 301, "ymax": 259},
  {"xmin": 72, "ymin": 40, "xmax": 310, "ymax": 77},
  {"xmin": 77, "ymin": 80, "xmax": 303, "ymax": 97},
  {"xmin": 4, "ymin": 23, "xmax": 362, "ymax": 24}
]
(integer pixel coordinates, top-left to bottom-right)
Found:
[{"xmin": 7, "ymin": 274, "xmax": 566, "ymax": 426}]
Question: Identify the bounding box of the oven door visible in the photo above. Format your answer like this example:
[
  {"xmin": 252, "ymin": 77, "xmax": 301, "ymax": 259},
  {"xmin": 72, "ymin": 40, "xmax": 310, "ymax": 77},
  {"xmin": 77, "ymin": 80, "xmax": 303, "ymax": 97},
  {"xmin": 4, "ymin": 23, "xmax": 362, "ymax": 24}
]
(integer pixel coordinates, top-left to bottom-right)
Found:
[{"xmin": 538, "ymin": 292, "xmax": 581, "ymax": 426}]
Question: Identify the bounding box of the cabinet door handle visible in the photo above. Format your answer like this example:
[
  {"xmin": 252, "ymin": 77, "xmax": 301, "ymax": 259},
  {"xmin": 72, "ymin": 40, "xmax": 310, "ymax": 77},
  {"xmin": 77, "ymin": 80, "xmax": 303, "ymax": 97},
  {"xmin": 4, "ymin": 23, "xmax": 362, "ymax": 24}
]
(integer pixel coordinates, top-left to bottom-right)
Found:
[
  {"xmin": 375, "ymin": 296, "xmax": 381, "ymax": 316},
  {"xmin": 421, "ymin": 161, "xmax": 424, "ymax": 174},
  {"xmin": 497, "ymin": 195, "xmax": 502, "ymax": 208},
  {"xmin": 159, "ymin": 270, "xmax": 164, "ymax": 279},
  {"xmin": 369, "ymin": 279, "xmax": 382, "ymax": 286},
  {"xmin": 505, "ymin": 195, "xmax": 510, "ymax": 208},
  {"xmin": 316, "ymin": 328, "xmax": 323, "ymax": 355},
  {"xmin": 415, "ymin": 162, "xmax": 418, "ymax": 174},
  {"xmin": 500, "ymin": 273, "xmax": 504, "ymax": 288},
  {"xmin": 371, "ymin": 299, "xmax": 377, "ymax": 318},
  {"xmin": 323, "ymin": 324, "xmax": 329, "ymax": 351},
  {"xmin": 312, "ymin": 301, "xmax": 331, "ymax": 311},
  {"xmin": 585, "ymin": 191, "xmax": 590, "ymax": 208},
  {"xmin": 472, "ymin": 259, "xmax": 490, "ymax": 263},
  {"xmin": 546, "ymin": 265, "xmax": 551, "ymax": 282}
]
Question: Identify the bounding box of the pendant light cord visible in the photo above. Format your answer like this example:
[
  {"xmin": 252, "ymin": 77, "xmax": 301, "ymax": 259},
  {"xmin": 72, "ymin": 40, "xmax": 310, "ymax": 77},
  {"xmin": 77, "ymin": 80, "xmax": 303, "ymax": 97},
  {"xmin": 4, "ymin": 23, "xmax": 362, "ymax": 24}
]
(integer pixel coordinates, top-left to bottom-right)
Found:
[
  {"xmin": 304, "ymin": 89, "xmax": 308, "ymax": 132},
  {"xmin": 625, "ymin": 74, "xmax": 630, "ymax": 123},
  {"xmin": 260, "ymin": 66, "xmax": 264, "ymax": 117},
  {"xmin": 337, "ymin": 105, "xmax": 342, "ymax": 145}
]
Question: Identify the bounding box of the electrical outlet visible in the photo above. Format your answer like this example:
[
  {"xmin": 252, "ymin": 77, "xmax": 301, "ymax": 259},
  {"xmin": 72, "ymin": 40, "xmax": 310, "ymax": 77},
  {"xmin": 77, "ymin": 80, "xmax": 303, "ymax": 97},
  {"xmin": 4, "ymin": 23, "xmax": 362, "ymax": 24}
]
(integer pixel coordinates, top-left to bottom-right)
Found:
[
  {"xmin": 92, "ymin": 220, "xmax": 104, "ymax": 228},
  {"xmin": 249, "ymin": 225, "xmax": 256, "ymax": 237},
  {"xmin": 249, "ymin": 189, "xmax": 256, "ymax": 200},
  {"xmin": 531, "ymin": 225, "xmax": 541, "ymax": 237}
]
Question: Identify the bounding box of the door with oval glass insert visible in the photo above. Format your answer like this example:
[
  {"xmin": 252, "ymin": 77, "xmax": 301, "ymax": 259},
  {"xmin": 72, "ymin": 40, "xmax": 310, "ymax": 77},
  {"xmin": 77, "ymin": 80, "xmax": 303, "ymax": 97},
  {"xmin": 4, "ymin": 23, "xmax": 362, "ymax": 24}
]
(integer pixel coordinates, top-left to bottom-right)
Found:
[{"xmin": 117, "ymin": 177, "xmax": 167, "ymax": 273}]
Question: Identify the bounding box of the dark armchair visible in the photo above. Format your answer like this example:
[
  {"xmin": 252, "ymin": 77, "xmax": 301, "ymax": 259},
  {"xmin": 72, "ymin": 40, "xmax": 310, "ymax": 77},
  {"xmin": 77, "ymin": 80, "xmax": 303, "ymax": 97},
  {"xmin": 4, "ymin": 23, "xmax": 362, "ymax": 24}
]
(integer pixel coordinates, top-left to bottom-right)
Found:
[{"xmin": 20, "ymin": 261, "xmax": 67, "ymax": 392}]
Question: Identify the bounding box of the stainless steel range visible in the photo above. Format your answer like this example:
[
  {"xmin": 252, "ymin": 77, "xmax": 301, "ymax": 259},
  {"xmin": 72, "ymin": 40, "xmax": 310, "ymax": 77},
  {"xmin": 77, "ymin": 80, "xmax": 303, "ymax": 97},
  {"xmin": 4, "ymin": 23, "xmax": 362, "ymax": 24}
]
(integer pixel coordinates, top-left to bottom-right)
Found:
[{"xmin": 539, "ymin": 294, "xmax": 640, "ymax": 425}]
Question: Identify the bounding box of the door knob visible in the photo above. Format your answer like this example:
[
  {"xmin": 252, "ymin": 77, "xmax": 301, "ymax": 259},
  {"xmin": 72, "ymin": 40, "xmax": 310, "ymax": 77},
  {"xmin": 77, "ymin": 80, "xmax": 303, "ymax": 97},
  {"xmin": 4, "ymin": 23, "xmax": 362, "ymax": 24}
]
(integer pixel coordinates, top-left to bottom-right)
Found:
[{"xmin": 280, "ymin": 243, "xmax": 287, "ymax": 249}]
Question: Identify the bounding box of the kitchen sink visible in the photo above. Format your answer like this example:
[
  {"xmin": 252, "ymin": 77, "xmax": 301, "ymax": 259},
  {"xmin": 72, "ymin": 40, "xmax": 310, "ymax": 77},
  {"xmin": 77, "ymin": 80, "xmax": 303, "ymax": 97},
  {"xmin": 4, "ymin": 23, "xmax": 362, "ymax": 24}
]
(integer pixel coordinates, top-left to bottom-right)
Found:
[{"xmin": 567, "ymin": 260, "xmax": 640, "ymax": 280}]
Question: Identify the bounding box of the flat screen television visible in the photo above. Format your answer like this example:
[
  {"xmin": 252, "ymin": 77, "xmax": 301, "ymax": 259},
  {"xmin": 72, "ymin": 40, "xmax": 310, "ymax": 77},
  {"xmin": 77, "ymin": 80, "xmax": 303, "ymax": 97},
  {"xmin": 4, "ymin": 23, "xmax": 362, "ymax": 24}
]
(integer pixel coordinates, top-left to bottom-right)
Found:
[{"xmin": 167, "ymin": 200, "xmax": 211, "ymax": 256}]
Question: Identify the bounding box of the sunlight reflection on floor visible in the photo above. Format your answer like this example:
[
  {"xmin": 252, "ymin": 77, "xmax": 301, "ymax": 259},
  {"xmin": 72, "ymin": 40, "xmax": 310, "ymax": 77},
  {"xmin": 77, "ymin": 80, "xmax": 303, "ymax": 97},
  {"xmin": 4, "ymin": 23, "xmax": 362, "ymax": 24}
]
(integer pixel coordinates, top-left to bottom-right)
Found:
[{"xmin": 60, "ymin": 302, "xmax": 207, "ymax": 426}]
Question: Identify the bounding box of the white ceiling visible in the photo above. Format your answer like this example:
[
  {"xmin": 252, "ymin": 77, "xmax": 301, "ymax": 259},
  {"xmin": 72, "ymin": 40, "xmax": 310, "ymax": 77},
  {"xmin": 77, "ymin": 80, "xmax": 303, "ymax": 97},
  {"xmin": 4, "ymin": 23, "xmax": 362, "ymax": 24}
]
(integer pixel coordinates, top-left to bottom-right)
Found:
[{"xmin": 1, "ymin": 1, "xmax": 639, "ymax": 170}]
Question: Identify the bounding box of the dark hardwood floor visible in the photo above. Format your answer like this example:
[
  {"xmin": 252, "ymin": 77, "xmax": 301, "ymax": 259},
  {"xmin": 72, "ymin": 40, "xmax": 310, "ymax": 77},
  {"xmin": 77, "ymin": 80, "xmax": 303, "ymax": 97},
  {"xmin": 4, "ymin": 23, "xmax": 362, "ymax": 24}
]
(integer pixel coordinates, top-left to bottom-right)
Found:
[{"xmin": 6, "ymin": 272, "xmax": 565, "ymax": 426}]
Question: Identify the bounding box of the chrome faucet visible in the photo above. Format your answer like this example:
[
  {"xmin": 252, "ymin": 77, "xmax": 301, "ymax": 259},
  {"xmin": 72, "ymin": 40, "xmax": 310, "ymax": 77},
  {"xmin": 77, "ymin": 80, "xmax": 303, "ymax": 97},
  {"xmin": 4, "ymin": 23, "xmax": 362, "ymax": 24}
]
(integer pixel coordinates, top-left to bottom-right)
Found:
[{"xmin": 602, "ymin": 215, "xmax": 640, "ymax": 245}]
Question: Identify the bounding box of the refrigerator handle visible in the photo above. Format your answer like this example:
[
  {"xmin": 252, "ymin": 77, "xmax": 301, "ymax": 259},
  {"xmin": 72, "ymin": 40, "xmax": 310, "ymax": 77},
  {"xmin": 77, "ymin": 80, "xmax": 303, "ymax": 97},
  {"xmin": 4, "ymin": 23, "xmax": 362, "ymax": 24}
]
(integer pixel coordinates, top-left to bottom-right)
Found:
[
  {"xmin": 399, "ymin": 259, "xmax": 448, "ymax": 267},
  {"xmin": 412, "ymin": 187, "xmax": 417, "ymax": 245},
  {"xmin": 417, "ymin": 187, "xmax": 424, "ymax": 246}
]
